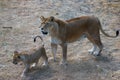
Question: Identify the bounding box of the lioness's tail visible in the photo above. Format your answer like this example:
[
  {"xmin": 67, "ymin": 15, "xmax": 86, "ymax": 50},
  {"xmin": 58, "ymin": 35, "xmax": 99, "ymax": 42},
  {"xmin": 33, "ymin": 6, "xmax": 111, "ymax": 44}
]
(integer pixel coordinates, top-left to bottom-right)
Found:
[
  {"xmin": 97, "ymin": 18, "xmax": 119, "ymax": 38},
  {"xmin": 34, "ymin": 35, "xmax": 44, "ymax": 46}
]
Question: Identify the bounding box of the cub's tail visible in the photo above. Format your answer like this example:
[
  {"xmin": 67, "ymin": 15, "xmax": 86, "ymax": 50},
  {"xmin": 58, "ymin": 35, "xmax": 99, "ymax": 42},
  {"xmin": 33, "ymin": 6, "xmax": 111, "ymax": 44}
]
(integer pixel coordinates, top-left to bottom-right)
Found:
[{"xmin": 34, "ymin": 35, "xmax": 44, "ymax": 46}]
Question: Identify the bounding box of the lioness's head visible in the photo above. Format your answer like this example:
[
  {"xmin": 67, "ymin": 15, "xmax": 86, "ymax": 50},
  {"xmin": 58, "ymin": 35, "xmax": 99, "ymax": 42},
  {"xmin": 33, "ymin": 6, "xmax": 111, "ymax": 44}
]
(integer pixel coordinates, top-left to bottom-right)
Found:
[
  {"xmin": 12, "ymin": 51, "xmax": 22, "ymax": 65},
  {"xmin": 40, "ymin": 16, "xmax": 59, "ymax": 35}
]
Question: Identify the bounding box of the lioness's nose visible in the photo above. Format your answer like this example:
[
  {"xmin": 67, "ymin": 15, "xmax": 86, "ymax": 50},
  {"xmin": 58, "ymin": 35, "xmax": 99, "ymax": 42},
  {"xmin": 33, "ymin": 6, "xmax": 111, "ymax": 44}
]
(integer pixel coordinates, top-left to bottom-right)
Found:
[{"xmin": 13, "ymin": 61, "xmax": 17, "ymax": 65}]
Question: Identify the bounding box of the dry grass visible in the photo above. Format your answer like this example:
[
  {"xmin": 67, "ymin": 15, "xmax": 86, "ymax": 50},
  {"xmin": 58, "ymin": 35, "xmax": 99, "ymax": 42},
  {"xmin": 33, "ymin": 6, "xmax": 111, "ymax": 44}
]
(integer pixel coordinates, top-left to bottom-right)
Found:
[{"xmin": 0, "ymin": 0, "xmax": 120, "ymax": 80}]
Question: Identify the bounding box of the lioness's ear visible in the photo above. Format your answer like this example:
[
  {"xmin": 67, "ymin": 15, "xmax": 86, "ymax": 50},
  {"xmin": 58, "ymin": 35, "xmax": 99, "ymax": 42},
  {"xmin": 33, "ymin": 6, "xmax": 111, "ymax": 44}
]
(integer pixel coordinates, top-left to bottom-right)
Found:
[
  {"xmin": 50, "ymin": 16, "xmax": 54, "ymax": 22},
  {"xmin": 14, "ymin": 51, "xmax": 19, "ymax": 54},
  {"xmin": 40, "ymin": 16, "xmax": 45, "ymax": 21}
]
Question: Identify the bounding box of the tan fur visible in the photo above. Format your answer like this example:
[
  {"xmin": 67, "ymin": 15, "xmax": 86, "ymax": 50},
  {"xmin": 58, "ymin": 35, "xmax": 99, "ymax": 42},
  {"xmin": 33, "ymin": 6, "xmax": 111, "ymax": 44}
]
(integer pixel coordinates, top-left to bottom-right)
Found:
[
  {"xmin": 40, "ymin": 16, "xmax": 119, "ymax": 65},
  {"xmin": 12, "ymin": 36, "xmax": 48, "ymax": 77}
]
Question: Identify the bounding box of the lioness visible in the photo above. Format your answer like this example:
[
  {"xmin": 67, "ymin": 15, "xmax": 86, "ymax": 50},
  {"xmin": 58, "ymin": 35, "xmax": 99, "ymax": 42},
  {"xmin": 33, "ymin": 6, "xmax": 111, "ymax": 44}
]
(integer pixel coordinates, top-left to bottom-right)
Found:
[
  {"xmin": 12, "ymin": 36, "xmax": 48, "ymax": 77},
  {"xmin": 39, "ymin": 16, "xmax": 119, "ymax": 65}
]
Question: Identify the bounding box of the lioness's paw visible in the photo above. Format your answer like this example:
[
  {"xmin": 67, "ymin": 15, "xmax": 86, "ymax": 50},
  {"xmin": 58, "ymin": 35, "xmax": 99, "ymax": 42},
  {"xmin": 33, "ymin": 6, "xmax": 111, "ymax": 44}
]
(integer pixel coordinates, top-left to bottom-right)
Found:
[
  {"xmin": 60, "ymin": 61, "xmax": 68, "ymax": 69},
  {"xmin": 60, "ymin": 60, "xmax": 68, "ymax": 66},
  {"xmin": 48, "ymin": 57, "xmax": 57, "ymax": 62},
  {"xmin": 88, "ymin": 49, "xmax": 94, "ymax": 55},
  {"xmin": 93, "ymin": 51, "xmax": 100, "ymax": 56},
  {"xmin": 88, "ymin": 51, "xmax": 93, "ymax": 54}
]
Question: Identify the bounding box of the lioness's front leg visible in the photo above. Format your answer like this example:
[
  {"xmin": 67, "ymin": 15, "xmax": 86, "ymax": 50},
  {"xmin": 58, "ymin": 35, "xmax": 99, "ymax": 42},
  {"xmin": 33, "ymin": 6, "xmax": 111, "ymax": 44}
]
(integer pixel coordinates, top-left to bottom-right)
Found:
[
  {"xmin": 51, "ymin": 43, "xmax": 58, "ymax": 61},
  {"xmin": 60, "ymin": 43, "xmax": 67, "ymax": 65}
]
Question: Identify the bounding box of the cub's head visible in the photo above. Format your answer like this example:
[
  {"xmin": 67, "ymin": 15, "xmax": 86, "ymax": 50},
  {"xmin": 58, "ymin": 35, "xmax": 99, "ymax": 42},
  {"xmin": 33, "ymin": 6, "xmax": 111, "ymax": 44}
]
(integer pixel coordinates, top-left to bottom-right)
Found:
[
  {"xmin": 40, "ymin": 16, "xmax": 59, "ymax": 35},
  {"xmin": 12, "ymin": 51, "xmax": 22, "ymax": 65}
]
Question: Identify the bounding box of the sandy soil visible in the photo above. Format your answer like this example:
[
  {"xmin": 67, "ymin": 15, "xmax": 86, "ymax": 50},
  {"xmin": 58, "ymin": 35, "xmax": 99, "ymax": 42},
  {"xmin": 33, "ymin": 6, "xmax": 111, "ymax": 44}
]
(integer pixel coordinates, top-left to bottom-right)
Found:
[{"xmin": 0, "ymin": 0, "xmax": 120, "ymax": 80}]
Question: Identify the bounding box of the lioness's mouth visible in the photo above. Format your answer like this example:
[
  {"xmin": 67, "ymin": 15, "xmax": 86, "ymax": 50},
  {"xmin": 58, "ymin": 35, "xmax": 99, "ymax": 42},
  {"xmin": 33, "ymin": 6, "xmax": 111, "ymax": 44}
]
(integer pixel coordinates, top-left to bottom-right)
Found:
[
  {"xmin": 41, "ymin": 31, "xmax": 48, "ymax": 35},
  {"xmin": 13, "ymin": 61, "xmax": 18, "ymax": 65}
]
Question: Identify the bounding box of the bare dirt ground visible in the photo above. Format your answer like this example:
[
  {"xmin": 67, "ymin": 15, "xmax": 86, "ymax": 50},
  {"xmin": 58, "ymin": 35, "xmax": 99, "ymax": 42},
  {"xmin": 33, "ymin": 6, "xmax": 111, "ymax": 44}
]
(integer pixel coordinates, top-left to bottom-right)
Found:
[{"xmin": 0, "ymin": 0, "xmax": 120, "ymax": 80}]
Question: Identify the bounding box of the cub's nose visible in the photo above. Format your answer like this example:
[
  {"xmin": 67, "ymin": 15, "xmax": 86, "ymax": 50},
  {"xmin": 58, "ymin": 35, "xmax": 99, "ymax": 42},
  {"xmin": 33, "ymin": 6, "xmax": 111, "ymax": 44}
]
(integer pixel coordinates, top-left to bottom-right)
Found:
[
  {"xmin": 13, "ymin": 61, "xmax": 17, "ymax": 65},
  {"xmin": 41, "ymin": 28, "xmax": 43, "ymax": 30}
]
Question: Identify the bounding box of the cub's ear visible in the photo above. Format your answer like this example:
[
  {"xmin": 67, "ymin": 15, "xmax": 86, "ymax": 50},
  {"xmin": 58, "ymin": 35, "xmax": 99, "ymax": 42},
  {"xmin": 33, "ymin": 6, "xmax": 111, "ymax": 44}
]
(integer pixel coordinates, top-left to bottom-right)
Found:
[
  {"xmin": 50, "ymin": 16, "xmax": 54, "ymax": 22},
  {"xmin": 40, "ymin": 16, "xmax": 45, "ymax": 21}
]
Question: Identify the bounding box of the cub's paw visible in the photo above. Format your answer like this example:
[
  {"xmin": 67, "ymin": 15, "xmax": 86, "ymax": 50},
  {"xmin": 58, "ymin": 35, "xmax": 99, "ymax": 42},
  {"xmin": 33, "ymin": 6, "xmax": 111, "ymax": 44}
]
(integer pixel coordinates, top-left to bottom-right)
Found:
[
  {"xmin": 21, "ymin": 73, "xmax": 26, "ymax": 78},
  {"xmin": 42, "ymin": 61, "xmax": 48, "ymax": 67}
]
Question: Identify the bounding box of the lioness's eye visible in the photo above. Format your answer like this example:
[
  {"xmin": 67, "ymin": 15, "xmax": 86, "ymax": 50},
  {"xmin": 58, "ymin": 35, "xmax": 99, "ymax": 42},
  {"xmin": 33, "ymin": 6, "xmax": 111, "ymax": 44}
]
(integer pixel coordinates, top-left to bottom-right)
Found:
[
  {"xmin": 46, "ymin": 23, "xmax": 49, "ymax": 25},
  {"xmin": 17, "ymin": 56, "xmax": 20, "ymax": 59}
]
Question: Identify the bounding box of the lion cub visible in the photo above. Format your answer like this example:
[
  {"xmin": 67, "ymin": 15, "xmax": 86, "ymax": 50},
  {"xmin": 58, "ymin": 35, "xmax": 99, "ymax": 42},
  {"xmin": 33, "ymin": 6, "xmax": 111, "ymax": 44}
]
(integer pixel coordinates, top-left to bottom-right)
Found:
[{"xmin": 12, "ymin": 36, "xmax": 48, "ymax": 77}]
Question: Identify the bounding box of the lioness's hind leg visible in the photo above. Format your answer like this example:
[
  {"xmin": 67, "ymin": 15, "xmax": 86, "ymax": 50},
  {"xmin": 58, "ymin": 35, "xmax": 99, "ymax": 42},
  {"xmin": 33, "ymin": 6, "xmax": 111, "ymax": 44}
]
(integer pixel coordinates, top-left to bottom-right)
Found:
[
  {"xmin": 88, "ymin": 44, "xmax": 97, "ymax": 54},
  {"xmin": 87, "ymin": 33, "xmax": 103, "ymax": 56},
  {"xmin": 93, "ymin": 42, "xmax": 103, "ymax": 56}
]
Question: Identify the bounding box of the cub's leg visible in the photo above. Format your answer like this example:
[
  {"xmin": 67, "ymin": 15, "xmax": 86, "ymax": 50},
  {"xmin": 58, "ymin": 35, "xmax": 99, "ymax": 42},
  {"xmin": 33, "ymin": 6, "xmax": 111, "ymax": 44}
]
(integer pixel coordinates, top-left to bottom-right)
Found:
[
  {"xmin": 51, "ymin": 43, "xmax": 58, "ymax": 61},
  {"xmin": 35, "ymin": 60, "xmax": 39, "ymax": 67},
  {"xmin": 31, "ymin": 60, "xmax": 39, "ymax": 68},
  {"xmin": 41, "ymin": 48, "xmax": 48, "ymax": 66},
  {"xmin": 21, "ymin": 64, "xmax": 30, "ymax": 77}
]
